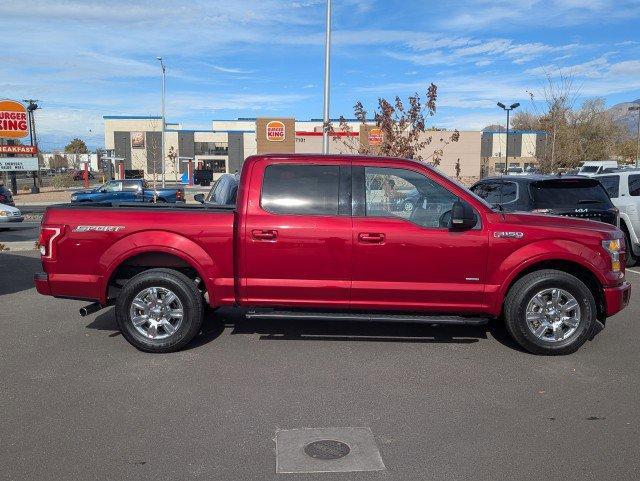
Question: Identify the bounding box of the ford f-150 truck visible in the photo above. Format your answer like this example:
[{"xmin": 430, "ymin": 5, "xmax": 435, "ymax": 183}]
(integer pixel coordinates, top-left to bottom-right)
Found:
[{"xmin": 35, "ymin": 154, "xmax": 631, "ymax": 355}]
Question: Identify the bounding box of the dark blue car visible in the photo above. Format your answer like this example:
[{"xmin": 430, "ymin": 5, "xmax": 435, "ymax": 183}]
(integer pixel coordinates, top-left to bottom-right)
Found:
[{"xmin": 70, "ymin": 179, "xmax": 184, "ymax": 203}]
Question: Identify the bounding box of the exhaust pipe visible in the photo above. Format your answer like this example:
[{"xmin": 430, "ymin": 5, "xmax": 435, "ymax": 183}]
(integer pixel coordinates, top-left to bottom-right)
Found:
[{"xmin": 79, "ymin": 302, "xmax": 104, "ymax": 317}]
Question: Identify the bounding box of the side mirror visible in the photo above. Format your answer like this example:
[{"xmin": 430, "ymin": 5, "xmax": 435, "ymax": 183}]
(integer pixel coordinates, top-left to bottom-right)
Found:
[
  {"xmin": 450, "ymin": 201, "xmax": 476, "ymax": 230},
  {"xmin": 194, "ymin": 193, "xmax": 205, "ymax": 204}
]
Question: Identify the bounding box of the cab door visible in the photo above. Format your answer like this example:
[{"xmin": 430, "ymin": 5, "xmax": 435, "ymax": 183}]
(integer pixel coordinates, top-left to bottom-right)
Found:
[
  {"xmin": 241, "ymin": 160, "xmax": 352, "ymax": 308},
  {"xmin": 350, "ymin": 164, "xmax": 488, "ymax": 313}
]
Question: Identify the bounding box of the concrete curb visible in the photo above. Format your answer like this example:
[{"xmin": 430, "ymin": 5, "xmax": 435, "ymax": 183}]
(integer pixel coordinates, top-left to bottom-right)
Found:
[{"xmin": 0, "ymin": 241, "xmax": 38, "ymax": 252}]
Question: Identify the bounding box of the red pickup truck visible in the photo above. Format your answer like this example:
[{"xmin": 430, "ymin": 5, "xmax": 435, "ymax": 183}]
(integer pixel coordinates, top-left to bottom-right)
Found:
[{"xmin": 35, "ymin": 154, "xmax": 630, "ymax": 355}]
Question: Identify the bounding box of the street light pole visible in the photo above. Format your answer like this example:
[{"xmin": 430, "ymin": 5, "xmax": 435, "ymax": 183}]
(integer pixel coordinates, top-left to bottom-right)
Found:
[
  {"xmin": 497, "ymin": 102, "xmax": 520, "ymax": 173},
  {"xmin": 321, "ymin": 0, "xmax": 332, "ymax": 154},
  {"xmin": 157, "ymin": 57, "xmax": 166, "ymax": 187},
  {"xmin": 630, "ymin": 105, "xmax": 640, "ymax": 168}
]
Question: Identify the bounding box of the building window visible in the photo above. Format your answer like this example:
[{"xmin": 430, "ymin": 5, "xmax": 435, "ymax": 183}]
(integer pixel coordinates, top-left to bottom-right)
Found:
[{"xmin": 195, "ymin": 142, "xmax": 229, "ymax": 156}]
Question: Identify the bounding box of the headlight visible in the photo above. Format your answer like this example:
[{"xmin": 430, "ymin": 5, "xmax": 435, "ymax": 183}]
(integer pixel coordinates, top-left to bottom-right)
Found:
[
  {"xmin": 602, "ymin": 238, "xmax": 624, "ymax": 272},
  {"xmin": 0, "ymin": 211, "xmax": 8, "ymax": 217}
]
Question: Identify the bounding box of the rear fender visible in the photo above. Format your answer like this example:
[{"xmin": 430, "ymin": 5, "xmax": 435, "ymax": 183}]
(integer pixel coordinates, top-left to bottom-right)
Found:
[
  {"xmin": 98, "ymin": 230, "xmax": 219, "ymax": 305},
  {"xmin": 488, "ymin": 239, "xmax": 608, "ymax": 315}
]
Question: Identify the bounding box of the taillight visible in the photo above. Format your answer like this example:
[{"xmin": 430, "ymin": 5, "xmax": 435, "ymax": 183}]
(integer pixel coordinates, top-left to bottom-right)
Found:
[
  {"xmin": 176, "ymin": 190, "xmax": 184, "ymax": 201},
  {"xmin": 39, "ymin": 226, "xmax": 63, "ymax": 259}
]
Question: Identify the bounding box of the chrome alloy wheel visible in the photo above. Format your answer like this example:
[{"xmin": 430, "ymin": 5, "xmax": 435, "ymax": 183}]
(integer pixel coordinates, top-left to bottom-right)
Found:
[
  {"xmin": 525, "ymin": 288, "xmax": 581, "ymax": 342},
  {"xmin": 129, "ymin": 287, "xmax": 184, "ymax": 340}
]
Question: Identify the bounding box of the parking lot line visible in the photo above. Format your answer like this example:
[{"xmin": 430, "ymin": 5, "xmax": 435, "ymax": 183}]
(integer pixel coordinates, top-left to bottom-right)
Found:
[{"xmin": 626, "ymin": 268, "xmax": 640, "ymax": 275}]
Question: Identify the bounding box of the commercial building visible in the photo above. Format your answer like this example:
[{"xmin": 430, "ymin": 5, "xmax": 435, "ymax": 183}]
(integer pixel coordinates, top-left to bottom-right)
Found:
[
  {"xmin": 481, "ymin": 130, "xmax": 548, "ymax": 174},
  {"xmin": 103, "ymin": 116, "xmax": 547, "ymax": 182}
]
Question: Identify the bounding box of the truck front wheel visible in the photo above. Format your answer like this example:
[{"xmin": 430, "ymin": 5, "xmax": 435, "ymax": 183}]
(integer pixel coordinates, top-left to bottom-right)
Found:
[
  {"xmin": 115, "ymin": 268, "xmax": 204, "ymax": 353},
  {"xmin": 504, "ymin": 269, "xmax": 597, "ymax": 355}
]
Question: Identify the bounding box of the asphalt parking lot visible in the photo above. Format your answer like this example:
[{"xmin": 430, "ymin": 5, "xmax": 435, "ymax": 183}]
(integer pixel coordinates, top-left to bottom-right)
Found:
[{"xmin": 1, "ymin": 251, "xmax": 639, "ymax": 480}]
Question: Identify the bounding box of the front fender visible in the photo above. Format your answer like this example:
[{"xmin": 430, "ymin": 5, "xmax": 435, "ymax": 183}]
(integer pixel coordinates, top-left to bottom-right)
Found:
[
  {"xmin": 487, "ymin": 239, "xmax": 609, "ymax": 315},
  {"xmin": 98, "ymin": 230, "xmax": 219, "ymax": 305}
]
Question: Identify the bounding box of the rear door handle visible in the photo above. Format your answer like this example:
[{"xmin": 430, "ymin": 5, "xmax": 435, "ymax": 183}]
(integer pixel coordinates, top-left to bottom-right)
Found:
[
  {"xmin": 252, "ymin": 229, "xmax": 277, "ymax": 241},
  {"xmin": 358, "ymin": 232, "xmax": 385, "ymax": 244}
]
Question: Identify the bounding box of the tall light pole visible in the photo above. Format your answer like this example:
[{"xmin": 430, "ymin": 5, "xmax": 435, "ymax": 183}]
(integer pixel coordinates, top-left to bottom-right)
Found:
[
  {"xmin": 630, "ymin": 104, "xmax": 640, "ymax": 168},
  {"xmin": 24, "ymin": 99, "xmax": 40, "ymax": 193},
  {"xmin": 157, "ymin": 56, "xmax": 166, "ymax": 187},
  {"xmin": 497, "ymin": 102, "xmax": 520, "ymax": 173},
  {"xmin": 321, "ymin": 0, "xmax": 332, "ymax": 154}
]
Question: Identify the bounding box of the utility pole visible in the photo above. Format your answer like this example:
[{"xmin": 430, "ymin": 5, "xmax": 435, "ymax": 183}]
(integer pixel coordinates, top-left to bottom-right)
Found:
[
  {"xmin": 24, "ymin": 99, "xmax": 40, "ymax": 193},
  {"xmin": 630, "ymin": 104, "xmax": 640, "ymax": 168},
  {"xmin": 321, "ymin": 0, "xmax": 332, "ymax": 154},
  {"xmin": 497, "ymin": 102, "xmax": 520, "ymax": 173},
  {"xmin": 157, "ymin": 57, "xmax": 166, "ymax": 187}
]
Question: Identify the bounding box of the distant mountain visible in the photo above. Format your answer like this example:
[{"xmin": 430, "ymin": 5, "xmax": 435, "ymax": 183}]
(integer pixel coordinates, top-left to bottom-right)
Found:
[{"xmin": 608, "ymin": 98, "xmax": 640, "ymax": 138}]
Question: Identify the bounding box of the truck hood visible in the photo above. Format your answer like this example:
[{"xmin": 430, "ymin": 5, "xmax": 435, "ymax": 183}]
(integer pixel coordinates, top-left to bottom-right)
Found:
[{"xmin": 501, "ymin": 211, "xmax": 620, "ymax": 236}]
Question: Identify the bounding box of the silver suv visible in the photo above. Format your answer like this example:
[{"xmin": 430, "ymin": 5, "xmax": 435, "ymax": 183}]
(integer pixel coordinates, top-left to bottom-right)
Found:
[{"xmin": 595, "ymin": 169, "xmax": 640, "ymax": 266}]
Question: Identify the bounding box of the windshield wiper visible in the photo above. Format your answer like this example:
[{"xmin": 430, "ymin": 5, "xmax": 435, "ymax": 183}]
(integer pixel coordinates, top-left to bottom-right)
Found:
[{"xmin": 577, "ymin": 199, "xmax": 606, "ymax": 204}]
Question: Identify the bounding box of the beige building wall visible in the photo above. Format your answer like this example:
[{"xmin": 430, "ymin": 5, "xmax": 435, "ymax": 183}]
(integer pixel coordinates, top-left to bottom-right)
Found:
[
  {"xmin": 521, "ymin": 133, "xmax": 537, "ymax": 157},
  {"xmin": 294, "ymin": 134, "xmax": 357, "ymax": 154},
  {"xmin": 491, "ymin": 133, "xmax": 506, "ymax": 158},
  {"xmin": 417, "ymin": 131, "xmax": 482, "ymax": 179}
]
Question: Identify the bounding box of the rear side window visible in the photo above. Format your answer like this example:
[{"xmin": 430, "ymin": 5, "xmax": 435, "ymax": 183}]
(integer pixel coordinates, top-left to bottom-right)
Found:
[
  {"xmin": 261, "ymin": 164, "xmax": 339, "ymax": 215},
  {"xmin": 530, "ymin": 179, "xmax": 613, "ymax": 209},
  {"xmin": 471, "ymin": 181, "xmax": 517, "ymax": 204},
  {"xmin": 629, "ymin": 175, "xmax": 640, "ymax": 196},
  {"xmin": 598, "ymin": 175, "xmax": 619, "ymax": 198}
]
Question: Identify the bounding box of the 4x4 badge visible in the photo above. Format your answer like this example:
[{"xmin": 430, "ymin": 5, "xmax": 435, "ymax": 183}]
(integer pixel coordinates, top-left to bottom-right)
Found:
[{"xmin": 494, "ymin": 231, "xmax": 524, "ymax": 239}]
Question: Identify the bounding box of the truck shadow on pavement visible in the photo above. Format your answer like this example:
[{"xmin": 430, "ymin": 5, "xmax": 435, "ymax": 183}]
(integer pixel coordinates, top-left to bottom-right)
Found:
[
  {"xmin": 87, "ymin": 306, "xmax": 524, "ymax": 352},
  {"xmin": 0, "ymin": 252, "xmax": 41, "ymax": 296}
]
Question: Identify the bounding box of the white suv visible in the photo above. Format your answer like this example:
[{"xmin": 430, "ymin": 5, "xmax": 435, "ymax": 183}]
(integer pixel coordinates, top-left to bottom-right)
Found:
[{"xmin": 595, "ymin": 170, "xmax": 640, "ymax": 266}]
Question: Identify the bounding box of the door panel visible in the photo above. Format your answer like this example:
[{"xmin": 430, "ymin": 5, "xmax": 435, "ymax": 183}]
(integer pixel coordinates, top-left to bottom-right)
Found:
[
  {"xmin": 242, "ymin": 162, "xmax": 352, "ymax": 308},
  {"xmin": 351, "ymin": 166, "xmax": 488, "ymax": 312}
]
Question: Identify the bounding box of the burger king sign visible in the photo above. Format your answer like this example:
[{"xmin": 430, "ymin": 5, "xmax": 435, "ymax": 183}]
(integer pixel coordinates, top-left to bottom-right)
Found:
[
  {"xmin": 0, "ymin": 100, "xmax": 29, "ymax": 139},
  {"xmin": 266, "ymin": 120, "xmax": 286, "ymax": 142},
  {"xmin": 368, "ymin": 127, "xmax": 383, "ymax": 145}
]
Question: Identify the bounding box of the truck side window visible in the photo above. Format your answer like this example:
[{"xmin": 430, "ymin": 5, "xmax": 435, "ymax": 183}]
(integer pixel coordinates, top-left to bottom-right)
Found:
[
  {"xmin": 598, "ymin": 175, "xmax": 619, "ymax": 198},
  {"xmin": 103, "ymin": 181, "xmax": 122, "ymax": 192},
  {"xmin": 628, "ymin": 175, "xmax": 640, "ymax": 197},
  {"xmin": 261, "ymin": 164, "xmax": 339, "ymax": 215},
  {"xmin": 364, "ymin": 167, "xmax": 457, "ymax": 228}
]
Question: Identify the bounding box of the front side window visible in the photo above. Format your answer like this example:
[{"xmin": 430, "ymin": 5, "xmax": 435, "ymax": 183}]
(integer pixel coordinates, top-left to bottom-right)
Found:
[
  {"xmin": 471, "ymin": 180, "xmax": 517, "ymax": 204},
  {"xmin": 628, "ymin": 175, "xmax": 640, "ymax": 196},
  {"xmin": 598, "ymin": 175, "xmax": 619, "ymax": 198},
  {"xmin": 261, "ymin": 164, "xmax": 339, "ymax": 215},
  {"xmin": 364, "ymin": 167, "xmax": 458, "ymax": 228}
]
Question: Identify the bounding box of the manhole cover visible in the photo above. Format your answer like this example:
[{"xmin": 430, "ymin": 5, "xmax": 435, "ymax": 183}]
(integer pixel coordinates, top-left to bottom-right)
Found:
[{"xmin": 304, "ymin": 440, "xmax": 351, "ymax": 460}]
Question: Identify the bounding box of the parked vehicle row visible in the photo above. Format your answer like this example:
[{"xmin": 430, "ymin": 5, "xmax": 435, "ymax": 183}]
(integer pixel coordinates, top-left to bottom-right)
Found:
[{"xmin": 36, "ymin": 154, "xmax": 630, "ymax": 356}]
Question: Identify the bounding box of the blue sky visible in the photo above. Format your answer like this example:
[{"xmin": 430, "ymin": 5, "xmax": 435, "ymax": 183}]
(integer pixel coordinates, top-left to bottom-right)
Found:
[{"xmin": 2, "ymin": 0, "xmax": 640, "ymax": 150}]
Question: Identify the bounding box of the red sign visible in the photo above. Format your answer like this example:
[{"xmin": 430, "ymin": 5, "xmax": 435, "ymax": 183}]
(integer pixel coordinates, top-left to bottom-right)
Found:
[
  {"xmin": 266, "ymin": 120, "xmax": 285, "ymax": 142},
  {"xmin": 0, "ymin": 100, "xmax": 29, "ymax": 139},
  {"xmin": 368, "ymin": 128, "xmax": 383, "ymax": 145},
  {"xmin": 0, "ymin": 145, "xmax": 37, "ymax": 154}
]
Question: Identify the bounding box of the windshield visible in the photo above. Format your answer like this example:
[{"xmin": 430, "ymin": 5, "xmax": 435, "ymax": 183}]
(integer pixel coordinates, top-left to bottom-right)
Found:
[
  {"xmin": 530, "ymin": 179, "xmax": 613, "ymax": 209},
  {"xmin": 579, "ymin": 166, "xmax": 599, "ymax": 173}
]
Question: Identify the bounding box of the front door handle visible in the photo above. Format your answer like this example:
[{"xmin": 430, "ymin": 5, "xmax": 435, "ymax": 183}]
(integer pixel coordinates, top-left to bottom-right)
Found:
[
  {"xmin": 252, "ymin": 229, "xmax": 277, "ymax": 241},
  {"xmin": 358, "ymin": 232, "xmax": 385, "ymax": 244}
]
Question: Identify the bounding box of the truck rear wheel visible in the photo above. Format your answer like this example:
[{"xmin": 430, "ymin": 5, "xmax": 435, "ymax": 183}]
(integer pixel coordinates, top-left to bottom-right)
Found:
[
  {"xmin": 504, "ymin": 269, "xmax": 596, "ymax": 355},
  {"xmin": 115, "ymin": 268, "xmax": 204, "ymax": 353}
]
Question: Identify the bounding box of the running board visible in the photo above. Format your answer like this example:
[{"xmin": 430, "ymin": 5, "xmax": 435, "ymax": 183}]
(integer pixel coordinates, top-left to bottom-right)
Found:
[{"xmin": 245, "ymin": 310, "xmax": 490, "ymax": 325}]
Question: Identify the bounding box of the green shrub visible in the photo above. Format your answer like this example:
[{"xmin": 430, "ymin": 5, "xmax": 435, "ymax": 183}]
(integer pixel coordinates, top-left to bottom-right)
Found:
[{"xmin": 51, "ymin": 173, "xmax": 75, "ymax": 189}]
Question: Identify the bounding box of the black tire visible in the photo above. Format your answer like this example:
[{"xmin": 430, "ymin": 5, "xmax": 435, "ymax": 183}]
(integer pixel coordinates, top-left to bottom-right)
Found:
[
  {"xmin": 504, "ymin": 269, "xmax": 597, "ymax": 355},
  {"xmin": 622, "ymin": 227, "xmax": 638, "ymax": 267},
  {"xmin": 115, "ymin": 268, "xmax": 204, "ymax": 353}
]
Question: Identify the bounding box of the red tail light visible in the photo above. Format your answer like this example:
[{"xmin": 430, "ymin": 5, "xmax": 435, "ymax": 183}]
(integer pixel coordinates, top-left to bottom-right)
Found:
[
  {"xmin": 39, "ymin": 226, "xmax": 63, "ymax": 259},
  {"xmin": 176, "ymin": 190, "xmax": 184, "ymax": 201}
]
